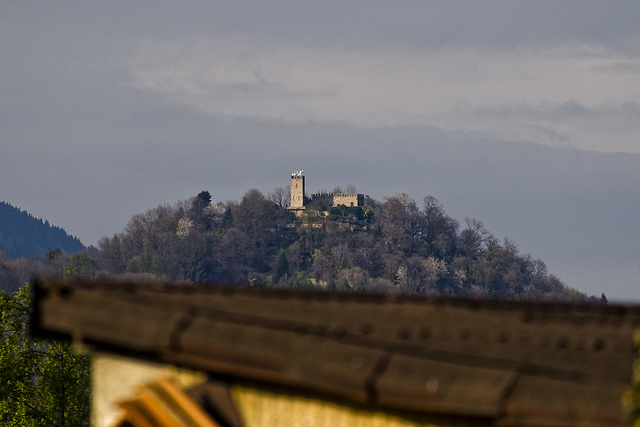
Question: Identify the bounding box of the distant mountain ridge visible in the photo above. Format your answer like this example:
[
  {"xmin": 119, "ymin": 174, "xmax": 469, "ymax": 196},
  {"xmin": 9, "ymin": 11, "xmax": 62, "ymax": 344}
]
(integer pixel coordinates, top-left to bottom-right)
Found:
[{"xmin": 0, "ymin": 201, "xmax": 83, "ymax": 258}]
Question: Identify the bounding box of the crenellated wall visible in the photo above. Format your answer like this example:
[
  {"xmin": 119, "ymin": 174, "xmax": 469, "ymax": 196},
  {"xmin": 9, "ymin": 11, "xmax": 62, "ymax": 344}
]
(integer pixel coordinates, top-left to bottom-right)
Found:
[
  {"xmin": 309, "ymin": 193, "xmax": 363, "ymax": 208},
  {"xmin": 289, "ymin": 172, "xmax": 364, "ymax": 211}
]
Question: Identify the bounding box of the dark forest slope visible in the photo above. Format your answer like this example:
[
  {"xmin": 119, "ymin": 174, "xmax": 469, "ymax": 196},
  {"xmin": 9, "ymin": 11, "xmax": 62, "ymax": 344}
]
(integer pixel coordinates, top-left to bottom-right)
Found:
[
  {"xmin": 94, "ymin": 190, "xmax": 589, "ymax": 301},
  {"xmin": 0, "ymin": 202, "xmax": 83, "ymax": 258}
]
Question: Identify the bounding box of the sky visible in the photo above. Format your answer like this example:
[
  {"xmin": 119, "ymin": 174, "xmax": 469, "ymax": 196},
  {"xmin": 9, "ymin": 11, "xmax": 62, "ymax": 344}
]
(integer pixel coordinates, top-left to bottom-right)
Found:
[{"xmin": 2, "ymin": 1, "xmax": 640, "ymax": 300}]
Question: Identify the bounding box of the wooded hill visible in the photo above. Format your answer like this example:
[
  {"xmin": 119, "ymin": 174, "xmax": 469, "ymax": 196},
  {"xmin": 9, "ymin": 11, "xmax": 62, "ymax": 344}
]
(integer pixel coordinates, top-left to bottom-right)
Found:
[
  {"xmin": 91, "ymin": 190, "xmax": 588, "ymax": 301},
  {"xmin": 0, "ymin": 201, "xmax": 83, "ymax": 259}
]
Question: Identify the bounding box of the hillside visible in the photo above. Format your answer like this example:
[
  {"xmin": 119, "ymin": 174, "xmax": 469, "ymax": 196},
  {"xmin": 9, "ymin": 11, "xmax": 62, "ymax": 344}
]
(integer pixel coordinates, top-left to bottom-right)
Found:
[
  {"xmin": 93, "ymin": 190, "xmax": 588, "ymax": 301},
  {"xmin": 0, "ymin": 201, "xmax": 84, "ymax": 259},
  {"xmin": 0, "ymin": 190, "xmax": 590, "ymax": 301}
]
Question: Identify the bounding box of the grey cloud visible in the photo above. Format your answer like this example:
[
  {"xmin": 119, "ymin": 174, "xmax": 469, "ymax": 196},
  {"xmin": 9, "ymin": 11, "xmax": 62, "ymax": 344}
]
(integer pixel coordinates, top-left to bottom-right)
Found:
[
  {"xmin": 471, "ymin": 100, "xmax": 640, "ymax": 132},
  {"xmin": 594, "ymin": 61, "xmax": 640, "ymax": 74},
  {"xmin": 200, "ymin": 80, "xmax": 337, "ymax": 101},
  {"xmin": 463, "ymin": 100, "xmax": 640, "ymax": 152},
  {"xmin": 473, "ymin": 100, "xmax": 592, "ymax": 121},
  {"xmin": 6, "ymin": 2, "xmax": 640, "ymax": 53}
]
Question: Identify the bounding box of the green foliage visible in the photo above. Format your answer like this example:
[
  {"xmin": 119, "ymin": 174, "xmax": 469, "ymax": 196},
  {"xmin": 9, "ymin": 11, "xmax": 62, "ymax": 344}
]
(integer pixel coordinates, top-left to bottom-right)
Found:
[
  {"xmin": 362, "ymin": 205, "xmax": 375, "ymax": 222},
  {"xmin": 272, "ymin": 250, "xmax": 289, "ymax": 284},
  {"xmin": 0, "ymin": 284, "xmax": 90, "ymax": 426},
  {"xmin": 286, "ymin": 273, "xmax": 314, "ymax": 290},
  {"xmin": 65, "ymin": 253, "xmax": 99, "ymax": 278},
  {"xmin": 307, "ymin": 200, "xmax": 327, "ymax": 213},
  {"xmin": 196, "ymin": 191, "xmax": 212, "ymax": 207}
]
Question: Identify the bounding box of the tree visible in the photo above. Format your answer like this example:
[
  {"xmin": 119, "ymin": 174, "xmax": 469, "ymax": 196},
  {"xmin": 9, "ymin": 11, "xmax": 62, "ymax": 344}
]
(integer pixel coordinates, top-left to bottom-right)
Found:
[
  {"xmin": 272, "ymin": 250, "xmax": 290, "ymax": 284},
  {"xmin": 380, "ymin": 192, "xmax": 422, "ymax": 238},
  {"xmin": 85, "ymin": 187, "xmax": 587, "ymax": 301},
  {"xmin": 232, "ymin": 189, "xmax": 289, "ymax": 246},
  {"xmin": 422, "ymin": 196, "xmax": 458, "ymax": 244},
  {"xmin": 460, "ymin": 217, "xmax": 492, "ymax": 259},
  {"xmin": 0, "ymin": 252, "xmax": 21, "ymax": 293},
  {"xmin": 65, "ymin": 253, "xmax": 99, "ymax": 278},
  {"xmin": 196, "ymin": 191, "xmax": 212, "ymax": 207},
  {"xmin": 268, "ymin": 187, "xmax": 290, "ymax": 208},
  {"xmin": 362, "ymin": 205, "xmax": 375, "ymax": 223},
  {"xmin": 189, "ymin": 192, "xmax": 215, "ymax": 230},
  {"xmin": 345, "ymin": 184, "xmax": 358, "ymax": 194},
  {"xmin": 97, "ymin": 235, "xmax": 119, "ymax": 273},
  {"xmin": 43, "ymin": 248, "xmax": 69, "ymax": 278},
  {"xmin": 0, "ymin": 284, "xmax": 90, "ymax": 426}
]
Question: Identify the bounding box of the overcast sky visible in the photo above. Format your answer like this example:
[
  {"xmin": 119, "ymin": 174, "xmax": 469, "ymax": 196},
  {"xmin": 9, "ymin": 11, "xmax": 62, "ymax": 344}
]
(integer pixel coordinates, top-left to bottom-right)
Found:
[{"xmin": 2, "ymin": 2, "xmax": 640, "ymax": 300}]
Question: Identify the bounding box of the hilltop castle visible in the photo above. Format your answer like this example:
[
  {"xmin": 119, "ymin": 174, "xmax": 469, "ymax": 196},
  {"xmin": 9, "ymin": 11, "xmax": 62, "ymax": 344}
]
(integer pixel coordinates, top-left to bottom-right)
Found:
[{"xmin": 288, "ymin": 171, "xmax": 364, "ymax": 214}]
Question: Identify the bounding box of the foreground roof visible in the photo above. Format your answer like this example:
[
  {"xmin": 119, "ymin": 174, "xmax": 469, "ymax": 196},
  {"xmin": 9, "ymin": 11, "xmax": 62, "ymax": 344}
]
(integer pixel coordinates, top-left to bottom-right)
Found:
[{"xmin": 32, "ymin": 278, "xmax": 639, "ymax": 426}]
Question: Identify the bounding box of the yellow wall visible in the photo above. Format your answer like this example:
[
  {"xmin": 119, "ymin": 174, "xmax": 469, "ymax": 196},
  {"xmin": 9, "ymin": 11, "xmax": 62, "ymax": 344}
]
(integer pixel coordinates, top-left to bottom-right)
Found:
[{"xmin": 231, "ymin": 384, "xmax": 489, "ymax": 427}]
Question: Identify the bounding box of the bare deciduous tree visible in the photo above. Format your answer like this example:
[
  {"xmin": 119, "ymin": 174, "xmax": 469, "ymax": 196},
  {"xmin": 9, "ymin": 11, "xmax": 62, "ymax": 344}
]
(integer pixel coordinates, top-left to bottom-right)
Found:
[{"xmin": 269, "ymin": 186, "xmax": 290, "ymax": 208}]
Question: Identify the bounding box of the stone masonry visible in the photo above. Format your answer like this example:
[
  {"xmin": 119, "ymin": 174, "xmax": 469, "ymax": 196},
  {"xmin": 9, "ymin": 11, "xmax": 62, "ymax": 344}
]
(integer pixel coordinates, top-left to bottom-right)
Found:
[{"xmin": 288, "ymin": 171, "xmax": 364, "ymax": 213}]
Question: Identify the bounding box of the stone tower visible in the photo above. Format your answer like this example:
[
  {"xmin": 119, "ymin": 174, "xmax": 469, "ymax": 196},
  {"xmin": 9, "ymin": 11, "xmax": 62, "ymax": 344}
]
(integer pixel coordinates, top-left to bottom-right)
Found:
[{"xmin": 290, "ymin": 171, "xmax": 305, "ymax": 209}]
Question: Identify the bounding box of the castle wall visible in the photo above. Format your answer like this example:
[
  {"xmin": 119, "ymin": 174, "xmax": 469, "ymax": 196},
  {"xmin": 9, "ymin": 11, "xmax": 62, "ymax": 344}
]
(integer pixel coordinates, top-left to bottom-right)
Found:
[
  {"xmin": 310, "ymin": 193, "xmax": 364, "ymax": 208},
  {"xmin": 331, "ymin": 193, "xmax": 364, "ymax": 207},
  {"xmin": 289, "ymin": 172, "xmax": 364, "ymax": 211}
]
